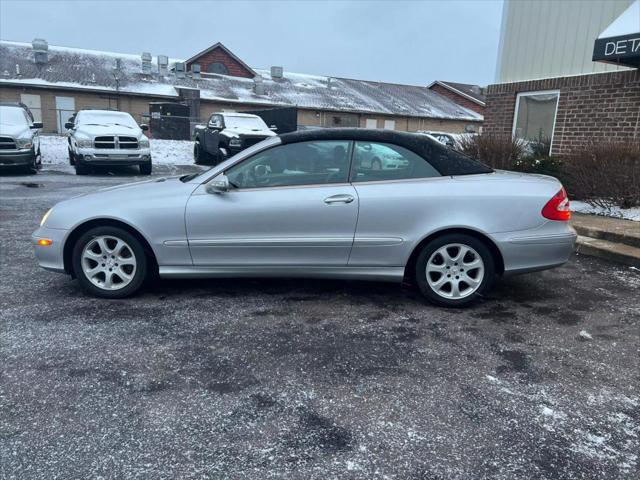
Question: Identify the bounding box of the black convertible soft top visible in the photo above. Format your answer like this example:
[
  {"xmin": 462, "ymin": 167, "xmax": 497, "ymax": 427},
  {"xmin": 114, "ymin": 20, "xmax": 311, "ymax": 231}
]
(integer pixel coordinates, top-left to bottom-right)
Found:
[{"xmin": 279, "ymin": 128, "xmax": 493, "ymax": 176}]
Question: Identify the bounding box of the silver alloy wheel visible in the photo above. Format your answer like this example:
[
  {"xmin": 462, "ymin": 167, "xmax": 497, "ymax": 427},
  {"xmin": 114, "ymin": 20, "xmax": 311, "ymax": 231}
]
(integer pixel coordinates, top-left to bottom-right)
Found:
[
  {"xmin": 81, "ymin": 235, "xmax": 137, "ymax": 291},
  {"xmin": 426, "ymin": 243, "xmax": 485, "ymax": 299}
]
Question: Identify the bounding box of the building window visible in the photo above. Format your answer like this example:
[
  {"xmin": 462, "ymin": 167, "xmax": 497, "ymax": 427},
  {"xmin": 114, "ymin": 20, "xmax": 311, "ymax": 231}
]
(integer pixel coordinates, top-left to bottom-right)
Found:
[
  {"xmin": 20, "ymin": 94, "xmax": 42, "ymax": 123},
  {"xmin": 512, "ymin": 90, "xmax": 559, "ymax": 154},
  {"xmin": 207, "ymin": 62, "xmax": 229, "ymax": 75},
  {"xmin": 383, "ymin": 120, "xmax": 395, "ymax": 130},
  {"xmin": 325, "ymin": 114, "xmax": 358, "ymax": 128},
  {"xmin": 365, "ymin": 118, "xmax": 377, "ymax": 129}
]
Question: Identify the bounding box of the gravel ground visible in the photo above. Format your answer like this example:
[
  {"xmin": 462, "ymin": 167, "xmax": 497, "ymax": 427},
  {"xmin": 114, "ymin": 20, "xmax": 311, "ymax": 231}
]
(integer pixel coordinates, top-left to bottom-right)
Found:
[{"xmin": 1, "ymin": 167, "xmax": 639, "ymax": 479}]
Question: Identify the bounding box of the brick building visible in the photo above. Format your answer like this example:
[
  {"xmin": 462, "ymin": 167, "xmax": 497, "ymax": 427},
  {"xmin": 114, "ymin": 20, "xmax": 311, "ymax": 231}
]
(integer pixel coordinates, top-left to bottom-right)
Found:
[
  {"xmin": 484, "ymin": 0, "xmax": 639, "ymax": 155},
  {"xmin": 428, "ymin": 81, "xmax": 486, "ymax": 116},
  {"xmin": 0, "ymin": 40, "xmax": 483, "ymax": 136}
]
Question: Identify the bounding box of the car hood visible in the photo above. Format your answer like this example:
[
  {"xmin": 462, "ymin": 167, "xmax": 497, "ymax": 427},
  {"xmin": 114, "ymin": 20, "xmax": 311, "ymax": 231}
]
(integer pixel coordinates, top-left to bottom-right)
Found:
[
  {"xmin": 75, "ymin": 124, "xmax": 142, "ymax": 137},
  {"xmin": 44, "ymin": 176, "xmax": 197, "ymax": 230},
  {"xmin": 223, "ymin": 127, "xmax": 277, "ymax": 138},
  {"xmin": 0, "ymin": 124, "xmax": 30, "ymax": 138}
]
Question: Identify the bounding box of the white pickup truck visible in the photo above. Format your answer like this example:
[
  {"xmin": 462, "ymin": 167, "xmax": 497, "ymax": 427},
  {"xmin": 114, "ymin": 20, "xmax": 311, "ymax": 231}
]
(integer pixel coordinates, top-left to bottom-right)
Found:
[{"xmin": 66, "ymin": 110, "xmax": 151, "ymax": 175}]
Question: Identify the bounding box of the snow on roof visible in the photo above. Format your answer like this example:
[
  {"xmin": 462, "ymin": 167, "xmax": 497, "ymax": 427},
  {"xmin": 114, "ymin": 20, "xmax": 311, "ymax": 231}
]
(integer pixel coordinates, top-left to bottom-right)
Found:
[{"xmin": 0, "ymin": 40, "xmax": 483, "ymax": 122}]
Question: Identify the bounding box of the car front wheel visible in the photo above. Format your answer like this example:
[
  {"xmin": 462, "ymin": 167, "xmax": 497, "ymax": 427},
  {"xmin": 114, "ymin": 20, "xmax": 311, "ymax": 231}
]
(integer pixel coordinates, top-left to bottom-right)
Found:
[
  {"xmin": 72, "ymin": 226, "xmax": 147, "ymax": 298},
  {"xmin": 415, "ymin": 234, "xmax": 495, "ymax": 307},
  {"xmin": 139, "ymin": 162, "xmax": 152, "ymax": 175}
]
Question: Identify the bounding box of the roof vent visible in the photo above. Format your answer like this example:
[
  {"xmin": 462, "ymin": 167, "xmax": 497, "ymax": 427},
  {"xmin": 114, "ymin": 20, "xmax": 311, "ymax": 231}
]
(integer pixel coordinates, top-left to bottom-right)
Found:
[
  {"xmin": 191, "ymin": 63, "xmax": 201, "ymax": 79},
  {"xmin": 32, "ymin": 38, "xmax": 48, "ymax": 65},
  {"xmin": 270, "ymin": 66, "xmax": 283, "ymax": 79},
  {"xmin": 158, "ymin": 55, "xmax": 168, "ymax": 75},
  {"xmin": 175, "ymin": 62, "xmax": 186, "ymax": 79},
  {"xmin": 253, "ymin": 75, "xmax": 265, "ymax": 95},
  {"xmin": 141, "ymin": 52, "xmax": 152, "ymax": 74}
]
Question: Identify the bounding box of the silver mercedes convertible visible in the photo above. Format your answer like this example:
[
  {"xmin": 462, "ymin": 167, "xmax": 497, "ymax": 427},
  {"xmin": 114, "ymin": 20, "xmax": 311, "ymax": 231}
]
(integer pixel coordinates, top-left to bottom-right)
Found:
[{"xmin": 33, "ymin": 129, "xmax": 576, "ymax": 307}]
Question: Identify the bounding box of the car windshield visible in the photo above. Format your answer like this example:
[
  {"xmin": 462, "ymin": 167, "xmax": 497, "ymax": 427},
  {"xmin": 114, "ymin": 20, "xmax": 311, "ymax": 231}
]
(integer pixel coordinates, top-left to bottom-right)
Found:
[
  {"xmin": 0, "ymin": 106, "xmax": 29, "ymax": 127},
  {"xmin": 77, "ymin": 111, "xmax": 138, "ymax": 129},
  {"xmin": 224, "ymin": 115, "xmax": 268, "ymax": 130}
]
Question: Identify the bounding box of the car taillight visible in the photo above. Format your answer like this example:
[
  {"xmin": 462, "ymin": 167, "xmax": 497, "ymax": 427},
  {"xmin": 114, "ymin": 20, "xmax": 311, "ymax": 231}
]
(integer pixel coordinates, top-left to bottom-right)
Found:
[{"xmin": 542, "ymin": 187, "xmax": 571, "ymax": 221}]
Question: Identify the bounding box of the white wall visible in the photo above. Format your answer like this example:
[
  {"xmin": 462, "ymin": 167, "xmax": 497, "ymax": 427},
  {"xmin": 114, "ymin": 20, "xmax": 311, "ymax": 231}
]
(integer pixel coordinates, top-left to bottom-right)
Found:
[{"xmin": 496, "ymin": 0, "xmax": 634, "ymax": 83}]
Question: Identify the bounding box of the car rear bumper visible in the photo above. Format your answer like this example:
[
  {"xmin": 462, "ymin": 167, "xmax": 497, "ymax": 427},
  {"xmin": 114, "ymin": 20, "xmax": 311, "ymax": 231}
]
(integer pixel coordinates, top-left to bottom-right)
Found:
[
  {"xmin": 0, "ymin": 149, "xmax": 35, "ymax": 166},
  {"xmin": 495, "ymin": 225, "xmax": 577, "ymax": 276},
  {"xmin": 32, "ymin": 226, "xmax": 68, "ymax": 273}
]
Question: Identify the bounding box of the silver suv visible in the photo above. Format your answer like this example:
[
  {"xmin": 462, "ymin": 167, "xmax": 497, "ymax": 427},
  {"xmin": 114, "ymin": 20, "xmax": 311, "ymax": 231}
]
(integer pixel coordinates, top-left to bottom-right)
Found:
[
  {"xmin": 0, "ymin": 104, "xmax": 42, "ymax": 174},
  {"xmin": 66, "ymin": 110, "xmax": 151, "ymax": 175}
]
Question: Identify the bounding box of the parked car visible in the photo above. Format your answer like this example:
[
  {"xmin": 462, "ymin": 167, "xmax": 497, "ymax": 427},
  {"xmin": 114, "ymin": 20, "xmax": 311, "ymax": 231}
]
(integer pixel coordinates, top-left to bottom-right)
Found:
[
  {"xmin": 355, "ymin": 141, "xmax": 410, "ymax": 170},
  {"xmin": 0, "ymin": 104, "xmax": 42, "ymax": 174},
  {"xmin": 193, "ymin": 112, "xmax": 277, "ymax": 165},
  {"xmin": 33, "ymin": 129, "xmax": 575, "ymax": 307},
  {"xmin": 66, "ymin": 110, "xmax": 151, "ymax": 175}
]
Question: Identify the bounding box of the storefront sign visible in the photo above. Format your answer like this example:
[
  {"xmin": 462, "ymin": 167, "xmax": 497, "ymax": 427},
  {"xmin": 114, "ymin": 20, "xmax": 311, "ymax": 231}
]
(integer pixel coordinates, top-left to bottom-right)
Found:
[{"xmin": 593, "ymin": 33, "xmax": 640, "ymax": 65}]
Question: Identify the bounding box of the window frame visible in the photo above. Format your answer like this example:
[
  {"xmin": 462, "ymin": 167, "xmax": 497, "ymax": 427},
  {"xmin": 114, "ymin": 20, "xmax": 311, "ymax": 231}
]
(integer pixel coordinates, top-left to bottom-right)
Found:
[
  {"xmin": 512, "ymin": 89, "xmax": 560, "ymax": 153},
  {"xmin": 223, "ymin": 140, "xmax": 355, "ymax": 191}
]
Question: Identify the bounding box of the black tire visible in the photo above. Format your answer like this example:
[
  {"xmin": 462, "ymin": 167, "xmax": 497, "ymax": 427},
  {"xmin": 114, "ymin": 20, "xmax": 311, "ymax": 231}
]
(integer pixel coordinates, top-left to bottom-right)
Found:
[
  {"xmin": 25, "ymin": 153, "xmax": 38, "ymax": 175},
  {"xmin": 139, "ymin": 162, "xmax": 152, "ymax": 175},
  {"xmin": 75, "ymin": 160, "xmax": 88, "ymax": 175},
  {"xmin": 36, "ymin": 148, "xmax": 42, "ymax": 169},
  {"xmin": 194, "ymin": 140, "xmax": 209, "ymax": 165},
  {"xmin": 68, "ymin": 148, "xmax": 75, "ymax": 166},
  {"xmin": 414, "ymin": 233, "xmax": 496, "ymax": 308},
  {"xmin": 72, "ymin": 226, "xmax": 148, "ymax": 298}
]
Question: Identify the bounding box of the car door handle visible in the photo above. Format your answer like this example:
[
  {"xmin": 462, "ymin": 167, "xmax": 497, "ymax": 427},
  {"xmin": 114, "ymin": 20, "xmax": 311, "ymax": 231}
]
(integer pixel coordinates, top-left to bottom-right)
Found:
[{"xmin": 324, "ymin": 194, "xmax": 355, "ymax": 204}]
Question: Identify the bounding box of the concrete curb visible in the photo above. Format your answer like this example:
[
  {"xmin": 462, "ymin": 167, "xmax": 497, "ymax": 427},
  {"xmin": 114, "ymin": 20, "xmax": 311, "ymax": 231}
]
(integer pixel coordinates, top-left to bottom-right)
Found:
[{"xmin": 575, "ymin": 235, "xmax": 640, "ymax": 268}]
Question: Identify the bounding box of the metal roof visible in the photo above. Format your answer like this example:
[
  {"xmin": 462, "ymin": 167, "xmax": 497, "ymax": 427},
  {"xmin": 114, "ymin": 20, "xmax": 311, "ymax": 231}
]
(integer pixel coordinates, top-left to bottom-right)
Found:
[{"xmin": 0, "ymin": 40, "xmax": 483, "ymax": 122}]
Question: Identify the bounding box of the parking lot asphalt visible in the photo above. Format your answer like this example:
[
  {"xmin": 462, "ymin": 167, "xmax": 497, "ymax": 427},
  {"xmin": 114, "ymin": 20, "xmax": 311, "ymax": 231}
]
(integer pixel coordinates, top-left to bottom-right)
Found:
[{"xmin": 1, "ymin": 167, "xmax": 639, "ymax": 479}]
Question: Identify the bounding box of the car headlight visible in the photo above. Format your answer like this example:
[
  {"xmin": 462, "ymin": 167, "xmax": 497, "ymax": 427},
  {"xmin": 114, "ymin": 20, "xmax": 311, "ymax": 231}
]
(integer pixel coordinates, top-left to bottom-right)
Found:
[
  {"xmin": 229, "ymin": 138, "xmax": 241, "ymax": 147},
  {"xmin": 15, "ymin": 137, "xmax": 33, "ymax": 149},
  {"xmin": 139, "ymin": 137, "xmax": 150, "ymax": 148},
  {"xmin": 76, "ymin": 137, "xmax": 93, "ymax": 148},
  {"xmin": 40, "ymin": 208, "xmax": 53, "ymax": 226}
]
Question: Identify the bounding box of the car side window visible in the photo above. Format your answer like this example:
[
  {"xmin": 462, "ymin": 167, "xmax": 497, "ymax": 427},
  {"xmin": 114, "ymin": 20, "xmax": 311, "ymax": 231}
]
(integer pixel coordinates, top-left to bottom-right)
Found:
[
  {"xmin": 226, "ymin": 140, "xmax": 351, "ymax": 189},
  {"xmin": 351, "ymin": 141, "xmax": 440, "ymax": 182}
]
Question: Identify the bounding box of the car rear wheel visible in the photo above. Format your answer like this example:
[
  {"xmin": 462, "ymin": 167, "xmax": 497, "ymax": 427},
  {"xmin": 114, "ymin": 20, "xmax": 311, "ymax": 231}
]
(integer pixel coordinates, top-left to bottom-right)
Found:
[
  {"xmin": 194, "ymin": 140, "xmax": 208, "ymax": 165},
  {"xmin": 415, "ymin": 234, "xmax": 495, "ymax": 307},
  {"xmin": 72, "ymin": 226, "xmax": 147, "ymax": 298}
]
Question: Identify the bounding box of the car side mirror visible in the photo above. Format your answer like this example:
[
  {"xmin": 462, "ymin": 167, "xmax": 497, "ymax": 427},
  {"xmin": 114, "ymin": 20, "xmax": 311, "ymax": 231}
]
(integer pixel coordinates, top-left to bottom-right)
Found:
[
  {"xmin": 205, "ymin": 175, "xmax": 230, "ymax": 194},
  {"xmin": 31, "ymin": 122, "xmax": 43, "ymax": 129},
  {"xmin": 64, "ymin": 121, "xmax": 74, "ymax": 129},
  {"xmin": 140, "ymin": 124, "xmax": 149, "ymax": 131}
]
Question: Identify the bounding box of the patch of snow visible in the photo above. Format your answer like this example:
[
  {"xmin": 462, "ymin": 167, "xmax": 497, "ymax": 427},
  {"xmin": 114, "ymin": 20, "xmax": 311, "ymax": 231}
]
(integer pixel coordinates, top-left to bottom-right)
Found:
[
  {"xmin": 579, "ymin": 330, "xmax": 593, "ymax": 340},
  {"xmin": 572, "ymin": 201, "xmax": 640, "ymax": 222}
]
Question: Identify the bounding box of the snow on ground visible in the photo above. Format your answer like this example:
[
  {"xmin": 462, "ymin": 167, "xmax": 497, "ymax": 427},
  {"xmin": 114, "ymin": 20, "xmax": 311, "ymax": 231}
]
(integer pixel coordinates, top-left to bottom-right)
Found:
[
  {"xmin": 38, "ymin": 135, "xmax": 195, "ymax": 168},
  {"xmin": 572, "ymin": 201, "xmax": 640, "ymax": 222}
]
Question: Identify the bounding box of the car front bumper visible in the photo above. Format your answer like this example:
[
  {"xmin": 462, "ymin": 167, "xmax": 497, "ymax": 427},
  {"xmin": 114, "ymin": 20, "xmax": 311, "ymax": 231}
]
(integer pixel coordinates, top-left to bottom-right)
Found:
[
  {"xmin": 76, "ymin": 148, "xmax": 151, "ymax": 166},
  {"xmin": 0, "ymin": 149, "xmax": 35, "ymax": 167},
  {"xmin": 32, "ymin": 226, "xmax": 68, "ymax": 273}
]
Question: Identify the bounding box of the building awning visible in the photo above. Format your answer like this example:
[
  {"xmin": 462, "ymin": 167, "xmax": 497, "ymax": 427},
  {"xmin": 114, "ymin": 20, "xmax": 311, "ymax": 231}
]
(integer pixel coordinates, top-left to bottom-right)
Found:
[{"xmin": 592, "ymin": 0, "xmax": 640, "ymax": 68}]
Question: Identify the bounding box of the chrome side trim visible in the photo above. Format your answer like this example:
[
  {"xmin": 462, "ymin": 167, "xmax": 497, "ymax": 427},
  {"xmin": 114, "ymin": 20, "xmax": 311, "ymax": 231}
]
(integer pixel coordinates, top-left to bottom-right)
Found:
[
  {"xmin": 507, "ymin": 232, "xmax": 577, "ymax": 245},
  {"xmin": 353, "ymin": 237, "xmax": 404, "ymax": 246},
  {"xmin": 188, "ymin": 237, "xmax": 354, "ymax": 247},
  {"xmin": 163, "ymin": 240, "xmax": 189, "ymax": 247},
  {"xmin": 159, "ymin": 265, "xmax": 405, "ymax": 282}
]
